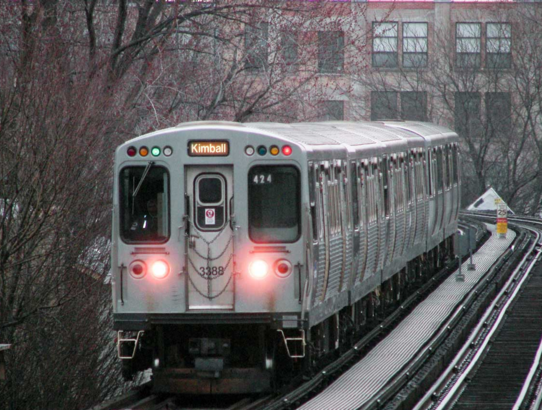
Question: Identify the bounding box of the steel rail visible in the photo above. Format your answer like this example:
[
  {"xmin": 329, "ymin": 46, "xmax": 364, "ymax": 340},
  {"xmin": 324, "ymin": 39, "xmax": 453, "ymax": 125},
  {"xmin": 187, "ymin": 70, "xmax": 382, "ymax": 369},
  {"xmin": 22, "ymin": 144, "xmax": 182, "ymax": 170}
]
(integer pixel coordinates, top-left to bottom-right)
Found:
[
  {"xmin": 256, "ymin": 220, "xmax": 497, "ymax": 410},
  {"xmin": 356, "ymin": 222, "xmax": 524, "ymax": 410},
  {"xmin": 414, "ymin": 219, "xmax": 542, "ymax": 410}
]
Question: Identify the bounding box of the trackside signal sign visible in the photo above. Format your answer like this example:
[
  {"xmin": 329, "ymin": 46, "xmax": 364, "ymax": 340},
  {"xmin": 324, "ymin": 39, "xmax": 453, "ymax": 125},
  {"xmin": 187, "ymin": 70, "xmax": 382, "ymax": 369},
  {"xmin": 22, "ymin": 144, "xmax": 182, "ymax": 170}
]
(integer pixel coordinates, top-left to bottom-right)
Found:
[
  {"xmin": 188, "ymin": 140, "xmax": 229, "ymax": 156},
  {"xmin": 496, "ymin": 201, "xmax": 508, "ymax": 235}
]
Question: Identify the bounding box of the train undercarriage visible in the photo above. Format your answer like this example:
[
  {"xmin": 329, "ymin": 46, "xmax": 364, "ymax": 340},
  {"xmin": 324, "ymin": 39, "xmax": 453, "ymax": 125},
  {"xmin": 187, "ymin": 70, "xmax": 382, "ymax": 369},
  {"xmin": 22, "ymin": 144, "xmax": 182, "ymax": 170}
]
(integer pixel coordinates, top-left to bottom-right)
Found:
[{"xmin": 118, "ymin": 239, "xmax": 455, "ymax": 395}]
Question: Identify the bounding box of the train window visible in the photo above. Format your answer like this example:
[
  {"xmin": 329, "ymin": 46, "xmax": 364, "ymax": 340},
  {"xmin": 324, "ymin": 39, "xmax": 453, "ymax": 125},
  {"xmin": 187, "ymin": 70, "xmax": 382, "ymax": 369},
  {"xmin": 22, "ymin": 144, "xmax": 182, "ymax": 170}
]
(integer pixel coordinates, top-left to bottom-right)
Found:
[
  {"xmin": 309, "ymin": 163, "xmax": 319, "ymax": 241},
  {"xmin": 430, "ymin": 151, "xmax": 435, "ymax": 197},
  {"xmin": 195, "ymin": 174, "xmax": 226, "ymax": 231},
  {"xmin": 436, "ymin": 148, "xmax": 443, "ymax": 192},
  {"xmin": 452, "ymin": 145, "xmax": 459, "ymax": 184},
  {"xmin": 406, "ymin": 154, "xmax": 413, "ymax": 205},
  {"xmin": 119, "ymin": 166, "xmax": 169, "ymax": 243},
  {"xmin": 198, "ymin": 177, "xmax": 223, "ymax": 204},
  {"xmin": 351, "ymin": 161, "xmax": 360, "ymax": 229},
  {"xmin": 248, "ymin": 166, "xmax": 300, "ymax": 243},
  {"xmin": 397, "ymin": 157, "xmax": 404, "ymax": 211},
  {"xmin": 381, "ymin": 158, "xmax": 390, "ymax": 217},
  {"xmin": 318, "ymin": 167, "xmax": 326, "ymax": 239},
  {"xmin": 416, "ymin": 152, "xmax": 425, "ymax": 202},
  {"xmin": 327, "ymin": 167, "xmax": 334, "ymax": 235},
  {"xmin": 450, "ymin": 146, "xmax": 455, "ymax": 186}
]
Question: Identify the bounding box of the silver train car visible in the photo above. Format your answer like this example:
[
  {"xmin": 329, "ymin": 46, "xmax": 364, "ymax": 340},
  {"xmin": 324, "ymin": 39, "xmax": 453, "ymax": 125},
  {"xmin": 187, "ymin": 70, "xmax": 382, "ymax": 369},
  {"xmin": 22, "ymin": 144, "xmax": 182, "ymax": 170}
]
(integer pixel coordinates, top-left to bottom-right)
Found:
[{"xmin": 112, "ymin": 121, "xmax": 460, "ymax": 394}]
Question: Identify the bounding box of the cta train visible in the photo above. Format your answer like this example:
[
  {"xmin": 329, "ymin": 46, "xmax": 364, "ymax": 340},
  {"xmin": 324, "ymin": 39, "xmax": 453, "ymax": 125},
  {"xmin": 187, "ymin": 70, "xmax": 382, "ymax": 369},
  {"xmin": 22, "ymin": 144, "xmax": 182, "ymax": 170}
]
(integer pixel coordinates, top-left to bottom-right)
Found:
[{"xmin": 112, "ymin": 121, "xmax": 460, "ymax": 394}]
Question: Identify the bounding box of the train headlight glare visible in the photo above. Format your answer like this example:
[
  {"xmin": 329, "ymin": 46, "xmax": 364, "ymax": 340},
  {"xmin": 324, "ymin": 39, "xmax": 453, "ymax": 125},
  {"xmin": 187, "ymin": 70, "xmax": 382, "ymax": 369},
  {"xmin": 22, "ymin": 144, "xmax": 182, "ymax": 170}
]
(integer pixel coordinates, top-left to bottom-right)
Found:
[
  {"xmin": 245, "ymin": 146, "xmax": 255, "ymax": 156},
  {"xmin": 139, "ymin": 146, "xmax": 149, "ymax": 157},
  {"xmin": 249, "ymin": 260, "xmax": 268, "ymax": 279},
  {"xmin": 163, "ymin": 146, "xmax": 173, "ymax": 157},
  {"xmin": 274, "ymin": 259, "xmax": 292, "ymax": 278},
  {"xmin": 151, "ymin": 260, "xmax": 169, "ymax": 279},
  {"xmin": 282, "ymin": 145, "xmax": 292, "ymax": 156},
  {"xmin": 151, "ymin": 147, "xmax": 161, "ymax": 157},
  {"xmin": 127, "ymin": 146, "xmax": 137, "ymax": 157}
]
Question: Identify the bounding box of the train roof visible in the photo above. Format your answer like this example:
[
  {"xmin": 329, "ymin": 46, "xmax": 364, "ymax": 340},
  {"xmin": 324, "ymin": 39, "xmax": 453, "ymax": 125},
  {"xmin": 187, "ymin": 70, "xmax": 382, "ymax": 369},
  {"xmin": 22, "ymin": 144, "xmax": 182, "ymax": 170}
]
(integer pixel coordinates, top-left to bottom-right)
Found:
[
  {"xmin": 244, "ymin": 121, "xmax": 457, "ymax": 150},
  {"xmin": 125, "ymin": 120, "xmax": 457, "ymax": 154}
]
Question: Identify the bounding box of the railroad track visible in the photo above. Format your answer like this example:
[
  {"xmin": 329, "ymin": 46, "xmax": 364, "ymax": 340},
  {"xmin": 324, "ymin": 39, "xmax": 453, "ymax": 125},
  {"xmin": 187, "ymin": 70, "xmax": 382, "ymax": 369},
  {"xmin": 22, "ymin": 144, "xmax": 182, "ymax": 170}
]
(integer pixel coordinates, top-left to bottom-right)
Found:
[
  {"xmin": 94, "ymin": 216, "xmax": 542, "ymax": 410},
  {"xmin": 252, "ymin": 219, "xmax": 493, "ymax": 410},
  {"xmin": 90, "ymin": 382, "xmax": 273, "ymax": 410},
  {"xmin": 259, "ymin": 218, "xmax": 532, "ymax": 410},
  {"xmin": 413, "ymin": 214, "xmax": 542, "ymax": 410}
]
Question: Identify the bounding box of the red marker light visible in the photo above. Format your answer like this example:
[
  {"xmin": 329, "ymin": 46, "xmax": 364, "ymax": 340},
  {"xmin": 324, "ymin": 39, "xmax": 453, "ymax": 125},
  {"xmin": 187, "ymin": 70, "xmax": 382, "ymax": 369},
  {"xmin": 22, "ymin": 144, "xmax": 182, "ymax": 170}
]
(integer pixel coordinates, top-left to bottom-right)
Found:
[
  {"xmin": 282, "ymin": 145, "xmax": 292, "ymax": 156},
  {"xmin": 249, "ymin": 260, "xmax": 268, "ymax": 280},
  {"xmin": 151, "ymin": 260, "xmax": 169, "ymax": 279},
  {"xmin": 127, "ymin": 146, "xmax": 137, "ymax": 157},
  {"xmin": 129, "ymin": 260, "xmax": 147, "ymax": 279},
  {"xmin": 274, "ymin": 259, "xmax": 292, "ymax": 278}
]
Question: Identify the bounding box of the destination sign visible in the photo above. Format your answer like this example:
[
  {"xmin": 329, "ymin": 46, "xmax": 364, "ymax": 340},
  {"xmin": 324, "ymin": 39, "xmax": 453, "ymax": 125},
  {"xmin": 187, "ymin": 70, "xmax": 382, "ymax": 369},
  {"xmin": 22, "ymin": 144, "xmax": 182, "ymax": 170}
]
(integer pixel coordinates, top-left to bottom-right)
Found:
[{"xmin": 188, "ymin": 141, "xmax": 229, "ymax": 156}]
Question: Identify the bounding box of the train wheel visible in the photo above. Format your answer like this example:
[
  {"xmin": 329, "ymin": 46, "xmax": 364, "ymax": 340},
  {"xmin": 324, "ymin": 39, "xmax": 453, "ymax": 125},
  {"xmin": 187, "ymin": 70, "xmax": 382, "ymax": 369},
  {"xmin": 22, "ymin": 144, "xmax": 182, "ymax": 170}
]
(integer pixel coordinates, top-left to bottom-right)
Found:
[{"xmin": 266, "ymin": 331, "xmax": 295, "ymax": 391}]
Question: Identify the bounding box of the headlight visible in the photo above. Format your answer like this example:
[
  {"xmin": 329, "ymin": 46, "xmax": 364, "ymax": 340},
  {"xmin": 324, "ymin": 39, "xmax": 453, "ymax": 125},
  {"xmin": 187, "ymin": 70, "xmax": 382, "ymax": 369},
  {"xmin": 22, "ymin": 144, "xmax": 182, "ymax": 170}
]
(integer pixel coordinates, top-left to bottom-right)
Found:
[
  {"xmin": 249, "ymin": 260, "xmax": 268, "ymax": 279},
  {"xmin": 151, "ymin": 260, "xmax": 169, "ymax": 279}
]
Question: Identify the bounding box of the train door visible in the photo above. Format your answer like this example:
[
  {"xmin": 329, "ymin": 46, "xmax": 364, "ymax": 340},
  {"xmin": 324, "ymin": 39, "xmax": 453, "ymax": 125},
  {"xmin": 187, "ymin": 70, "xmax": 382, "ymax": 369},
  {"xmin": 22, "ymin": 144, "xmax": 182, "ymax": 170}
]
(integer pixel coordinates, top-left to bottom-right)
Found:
[{"xmin": 185, "ymin": 166, "xmax": 234, "ymax": 310}]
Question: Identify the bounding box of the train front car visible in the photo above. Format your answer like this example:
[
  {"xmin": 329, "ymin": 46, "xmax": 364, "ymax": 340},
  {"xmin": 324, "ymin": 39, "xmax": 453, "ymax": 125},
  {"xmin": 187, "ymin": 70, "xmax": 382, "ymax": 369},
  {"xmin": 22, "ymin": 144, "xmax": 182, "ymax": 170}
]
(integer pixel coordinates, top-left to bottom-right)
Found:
[{"xmin": 111, "ymin": 122, "xmax": 307, "ymax": 394}]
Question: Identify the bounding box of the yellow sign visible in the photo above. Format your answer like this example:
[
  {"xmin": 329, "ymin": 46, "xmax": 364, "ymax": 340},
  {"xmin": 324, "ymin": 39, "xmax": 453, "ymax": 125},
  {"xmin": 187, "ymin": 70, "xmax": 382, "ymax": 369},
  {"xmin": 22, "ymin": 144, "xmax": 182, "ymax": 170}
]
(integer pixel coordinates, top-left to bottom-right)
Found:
[
  {"xmin": 188, "ymin": 141, "xmax": 229, "ymax": 156},
  {"xmin": 497, "ymin": 222, "xmax": 508, "ymax": 234}
]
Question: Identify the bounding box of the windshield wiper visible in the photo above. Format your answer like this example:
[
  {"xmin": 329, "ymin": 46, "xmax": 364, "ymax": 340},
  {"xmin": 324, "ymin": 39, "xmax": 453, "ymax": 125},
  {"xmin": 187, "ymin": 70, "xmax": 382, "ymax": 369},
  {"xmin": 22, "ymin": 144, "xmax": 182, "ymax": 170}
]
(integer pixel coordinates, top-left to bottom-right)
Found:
[{"xmin": 132, "ymin": 161, "xmax": 155, "ymax": 198}]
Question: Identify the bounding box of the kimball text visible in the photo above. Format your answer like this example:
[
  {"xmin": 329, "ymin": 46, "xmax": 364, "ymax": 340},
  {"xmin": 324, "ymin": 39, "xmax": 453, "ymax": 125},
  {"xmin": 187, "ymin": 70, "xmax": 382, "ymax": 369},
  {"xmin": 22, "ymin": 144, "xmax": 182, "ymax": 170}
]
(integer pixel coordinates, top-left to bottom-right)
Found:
[{"xmin": 189, "ymin": 141, "xmax": 229, "ymax": 156}]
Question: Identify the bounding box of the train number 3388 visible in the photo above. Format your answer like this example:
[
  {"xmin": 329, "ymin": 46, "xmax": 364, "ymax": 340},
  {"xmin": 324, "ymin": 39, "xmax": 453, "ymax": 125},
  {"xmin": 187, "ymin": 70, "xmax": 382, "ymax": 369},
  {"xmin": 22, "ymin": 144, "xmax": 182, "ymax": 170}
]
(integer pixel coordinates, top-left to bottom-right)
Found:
[{"xmin": 199, "ymin": 266, "xmax": 225, "ymax": 276}]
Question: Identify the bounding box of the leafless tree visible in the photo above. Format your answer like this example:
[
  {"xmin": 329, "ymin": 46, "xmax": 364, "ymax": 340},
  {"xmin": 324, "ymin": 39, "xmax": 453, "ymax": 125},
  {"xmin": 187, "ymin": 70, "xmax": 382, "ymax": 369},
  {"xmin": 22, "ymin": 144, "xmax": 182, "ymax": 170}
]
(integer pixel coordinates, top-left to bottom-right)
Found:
[
  {"xmin": 354, "ymin": 8, "xmax": 542, "ymax": 213},
  {"xmin": 0, "ymin": 1, "xmax": 373, "ymax": 408}
]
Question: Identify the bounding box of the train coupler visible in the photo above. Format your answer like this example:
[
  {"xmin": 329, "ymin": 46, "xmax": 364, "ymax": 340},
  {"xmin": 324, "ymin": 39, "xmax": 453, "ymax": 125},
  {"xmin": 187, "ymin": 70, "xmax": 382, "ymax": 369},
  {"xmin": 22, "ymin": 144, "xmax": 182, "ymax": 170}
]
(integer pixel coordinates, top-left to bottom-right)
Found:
[
  {"xmin": 117, "ymin": 330, "xmax": 144, "ymax": 359},
  {"xmin": 278, "ymin": 329, "xmax": 306, "ymax": 358}
]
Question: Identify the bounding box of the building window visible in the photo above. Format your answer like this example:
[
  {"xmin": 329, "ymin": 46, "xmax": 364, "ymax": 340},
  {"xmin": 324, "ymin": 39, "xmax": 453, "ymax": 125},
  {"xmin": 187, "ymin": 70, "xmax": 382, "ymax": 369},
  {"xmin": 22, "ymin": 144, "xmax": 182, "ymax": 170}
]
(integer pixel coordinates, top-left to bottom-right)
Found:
[
  {"xmin": 487, "ymin": 23, "xmax": 511, "ymax": 69},
  {"xmin": 321, "ymin": 101, "xmax": 344, "ymax": 121},
  {"xmin": 318, "ymin": 31, "xmax": 344, "ymax": 74},
  {"xmin": 281, "ymin": 32, "xmax": 298, "ymax": 72},
  {"xmin": 403, "ymin": 23, "xmax": 428, "ymax": 68},
  {"xmin": 372, "ymin": 22, "xmax": 398, "ymax": 68},
  {"xmin": 245, "ymin": 22, "xmax": 268, "ymax": 72},
  {"xmin": 456, "ymin": 23, "xmax": 481, "ymax": 69},
  {"xmin": 454, "ymin": 92, "xmax": 481, "ymax": 138},
  {"xmin": 401, "ymin": 92, "xmax": 427, "ymax": 121},
  {"xmin": 371, "ymin": 91, "xmax": 398, "ymax": 120},
  {"xmin": 486, "ymin": 92, "xmax": 511, "ymax": 137},
  {"xmin": 371, "ymin": 91, "xmax": 427, "ymax": 121}
]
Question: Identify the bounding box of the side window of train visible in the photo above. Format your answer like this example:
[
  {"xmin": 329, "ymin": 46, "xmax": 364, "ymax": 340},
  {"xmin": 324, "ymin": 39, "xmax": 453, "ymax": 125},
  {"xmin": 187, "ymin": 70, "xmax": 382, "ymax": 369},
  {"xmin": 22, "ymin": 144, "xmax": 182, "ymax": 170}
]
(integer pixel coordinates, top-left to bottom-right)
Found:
[
  {"xmin": 419, "ymin": 152, "xmax": 424, "ymax": 201},
  {"xmin": 350, "ymin": 161, "xmax": 360, "ymax": 230},
  {"xmin": 309, "ymin": 162, "xmax": 318, "ymax": 242},
  {"xmin": 406, "ymin": 153, "xmax": 413, "ymax": 205},
  {"xmin": 428, "ymin": 149, "xmax": 435, "ymax": 197},
  {"xmin": 436, "ymin": 148, "xmax": 443, "ymax": 193},
  {"xmin": 327, "ymin": 165, "xmax": 334, "ymax": 235},
  {"xmin": 342, "ymin": 163, "xmax": 349, "ymax": 230},
  {"xmin": 359, "ymin": 163, "xmax": 366, "ymax": 227},
  {"xmin": 445, "ymin": 145, "xmax": 451, "ymax": 189},
  {"xmin": 326, "ymin": 165, "xmax": 334, "ymax": 235},
  {"xmin": 398, "ymin": 156, "xmax": 404, "ymax": 211},
  {"xmin": 381, "ymin": 157, "xmax": 390, "ymax": 217},
  {"xmin": 371, "ymin": 162, "xmax": 377, "ymax": 223},
  {"xmin": 319, "ymin": 165, "xmax": 326, "ymax": 239},
  {"xmin": 332, "ymin": 164, "xmax": 342, "ymax": 235},
  {"xmin": 338, "ymin": 165, "xmax": 344, "ymax": 233},
  {"xmin": 452, "ymin": 145, "xmax": 459, "ymax": 185}
]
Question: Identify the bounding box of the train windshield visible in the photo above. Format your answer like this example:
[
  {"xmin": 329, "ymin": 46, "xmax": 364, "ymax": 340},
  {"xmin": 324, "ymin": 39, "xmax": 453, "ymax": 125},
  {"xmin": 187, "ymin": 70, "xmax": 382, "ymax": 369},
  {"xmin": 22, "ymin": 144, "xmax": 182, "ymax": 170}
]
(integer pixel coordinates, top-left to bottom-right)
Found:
[
  {"xmin": 248, "ymin": 166, "xmax": 300, "ymax": 243},
  {"xmin": 119, "ymin": 166, "xmax": 169, "ymax": 243}
]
